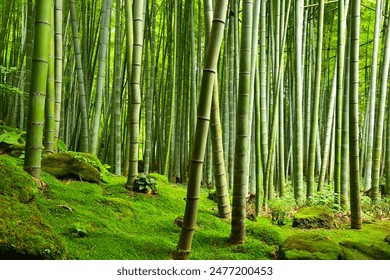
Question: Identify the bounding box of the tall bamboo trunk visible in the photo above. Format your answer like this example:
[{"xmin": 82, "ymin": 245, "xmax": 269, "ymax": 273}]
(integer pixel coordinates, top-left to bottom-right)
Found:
[
  {"xmin": 349, "ymin": 0, "xmax": 362, "ymax": 229},
  {"xmin": 24, "ymin": 0, "xmax": 53, "ymax": 179},
  {"xmin": 175, "ymin": 0, "xmax": 229, "ymax": 260}
]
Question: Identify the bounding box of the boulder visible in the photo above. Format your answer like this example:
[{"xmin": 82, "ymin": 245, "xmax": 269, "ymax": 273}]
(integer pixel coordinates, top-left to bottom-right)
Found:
[
  {"xmin": 293, "ymin": 206, "xmax": 339, "ymax": 229},
  {"xmin": 42, "ymin": 152, "xmax": 101, "ymax": 183}
]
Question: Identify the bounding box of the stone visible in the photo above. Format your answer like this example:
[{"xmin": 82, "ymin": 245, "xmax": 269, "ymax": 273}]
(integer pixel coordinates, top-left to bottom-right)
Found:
[
  {"xmin": 292, "ymin": 206, "xmax": 339, "ymax": 229},
  {"xmin": 42, "ymin": 152, "xmax": 101, "ymax": 183}
]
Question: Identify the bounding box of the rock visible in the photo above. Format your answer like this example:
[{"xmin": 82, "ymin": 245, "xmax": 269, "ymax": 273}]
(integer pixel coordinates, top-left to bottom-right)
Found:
[
  {"xmin": 278, "ymin": 233, "xmax": 342, "ymax": 260},
  {"xmin": 42, "ymin": 152, "xmax": 101, "ymax": 183},
  {"xmin": 292, "ymin": 206, "xmax": 339, "ymax": 229}
]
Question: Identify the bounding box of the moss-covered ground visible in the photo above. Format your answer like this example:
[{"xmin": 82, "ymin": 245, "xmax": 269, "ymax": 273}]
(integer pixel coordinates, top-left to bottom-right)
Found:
[{"xmin": 1, "ymin": 154, "xmax": 390, "ymax": 260}]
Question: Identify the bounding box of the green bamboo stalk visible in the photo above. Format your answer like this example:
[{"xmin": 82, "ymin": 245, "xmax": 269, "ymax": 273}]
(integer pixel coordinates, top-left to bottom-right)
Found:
[
  {"xmin": 230, "ymin": 0, "xmax": 253, "ymax": 245},
  {"xmin": 371, "ymin": 12, "xmax": 390, "ymax": 203},
  {"xmin": 54, "ymin": 0, "xmax": 63, "ymax": 147},
  {"xmin": 90, "ymin": 0, "xmax": 113, "ymax": 155},
  {"xmin": 306, "ymin": 0, "xmax": 324, "ymax": 200},
  {"xmin": 123, "ymin": 0, "xmax": 133, "ymax": 177},
  {"xmin": 127, "ymin": 0, "xmax": 145, "ymax": 188},
  {"xmin": 349, "ymin": 0, "xmax": 362, "ymax": 229},
  {"xmin": 335, "ymin": 0, "xmax": 348, "ymax": 205},
  {"xmin": 204, "ymin": 0, "xmax": 231, "ymax": 219},
  {"xmin": 293, "ymin": 0, "xmax": 304, "ymax": 203},
  {"xmin": 175, "ymin": 0, "xmax": 229, "ymax": 260},
  {"xmin": 44, "ymin": 5, "xmax": 55, "ymax": 153},
  {"xmin": 364, "ymin": 0, "xmax": 383, "ymax": 193},
  {"xmin": 24, "ymin": 0, "xmax": 53, "ymax": 179},
  {"xmin": 69, "ymin": 0, "xmax": 89, "ymax": 152},
  {"xmin": 113, "ymin": 0, "xmax": 122, "ymax": 175}
]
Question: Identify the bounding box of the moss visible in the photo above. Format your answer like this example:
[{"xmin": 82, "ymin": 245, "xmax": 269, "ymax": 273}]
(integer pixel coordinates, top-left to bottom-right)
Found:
[
  {"xmin": 246, "ymin": 223, "xmax": 283, "ymax": 246},
  {"xmin": 2, "ymin": 158, "xmax": 390, "ymax": 260},
  {"xmin": 41, "ymin": 152, "xmax": 102, "ymax": 183},
  {"xmin": 293, "ymin": 206, "xmax": 339, "ymax": 229},
  {"xmin": 0, "ymin": 155, "xmax": 38, "ymax": 203},
  {"xmin": 339, "ymin": 240, "xmax": 390, "ymax": 260},
  {"xmin": 148, "ymin": 173, "xmax": 169, "ymax": 185},
  {"xmin": 279, "ymin": 232, "xmax": 343, "ymax": 260},
  {"xmin": 0, "ymin": 186, "xmax": 67, "ymax": 259},
  {"xmin": 0, "ymin": 160, "xmax": 66, "ymax": 259}
]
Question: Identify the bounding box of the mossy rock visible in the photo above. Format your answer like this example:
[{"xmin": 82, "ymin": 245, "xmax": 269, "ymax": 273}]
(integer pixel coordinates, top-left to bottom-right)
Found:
[
  {"xmin": 0, "ymin": 155, "xmax": 38, "ymax": 203},
  {"xmin": 42, "ymin": 152, "xmax": 103, "ymax": 183},
  {"xmin": 292, "ymin": 206, "xmax": 339, "ymax": 229},
  {"xmin": 278, "ymin": 232, "xmax": 343, "ymax": 260},
  {"xmin": 339, "ymin": 240, "xmax": 390, "ymax": 260}
]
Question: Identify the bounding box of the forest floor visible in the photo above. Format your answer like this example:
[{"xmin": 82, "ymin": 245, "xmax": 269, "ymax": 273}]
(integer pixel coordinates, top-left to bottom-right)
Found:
[{"xmin": 1, "ymin": 154, "xmax": 390, "ymax": 260}]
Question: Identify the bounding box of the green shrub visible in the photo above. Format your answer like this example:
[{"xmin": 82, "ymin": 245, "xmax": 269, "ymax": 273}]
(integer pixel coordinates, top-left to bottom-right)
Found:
[{"xmin": 134, "ymin": 173, "xmax": 158, "ymax": 194}]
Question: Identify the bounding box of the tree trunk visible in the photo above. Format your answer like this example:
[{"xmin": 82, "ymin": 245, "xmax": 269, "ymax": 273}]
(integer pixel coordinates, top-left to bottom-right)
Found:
[
  {"xmin": 175, "ymin": 0, "xmax": 229, "ymax": 260},
  {"xmin": 349, "ymin": 0, "xmax": 362, "ymax": 229},
  {"xmin": 24, "ymin": 0, "xmax": 53, "ymax": 179}
]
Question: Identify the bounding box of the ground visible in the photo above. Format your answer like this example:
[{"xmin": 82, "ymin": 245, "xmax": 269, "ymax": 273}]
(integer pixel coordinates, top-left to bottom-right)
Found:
[{"xmin": 0, "ymin": 154, "xmax": 390, "ymax": 260}]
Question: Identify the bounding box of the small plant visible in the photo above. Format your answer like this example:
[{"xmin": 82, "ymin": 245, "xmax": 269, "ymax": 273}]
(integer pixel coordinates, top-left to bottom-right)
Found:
[
  {"xmin": 0, "ymin": 126, "xmax": 26, "ymax": 157},
  {"xmin": 71, "ymin": 223, "xmax": 88, "ymax": 237},
  {"xmin": 134, "ymin": 173, "xmax": 157, "ymax": 194},
  {"xmin": 271, "ymin": 208, "xmax": 287, "ymax": 225}
]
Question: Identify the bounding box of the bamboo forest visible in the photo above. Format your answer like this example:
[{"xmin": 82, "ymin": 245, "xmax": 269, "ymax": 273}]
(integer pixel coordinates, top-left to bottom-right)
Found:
[{"xmin": 1, "ymin": 0, "xmax": 390, "ymax": 261}]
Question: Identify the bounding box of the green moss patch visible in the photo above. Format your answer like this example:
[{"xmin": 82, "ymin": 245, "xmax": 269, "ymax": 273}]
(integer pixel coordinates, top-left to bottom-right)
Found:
[
  {"xmin": 246, "ymin": 222, "xmax": 283, "ymax": 246},
  {"xmin": 278, "ymin": 232, "xmax": 343, "ymax": 260},
  {"xmin": 0, "ymin": 155, "xmax": 67, "ymax": 259},
  {"xmin": 0, "ymin": 155, "xmax": 38, "ymax": 203},
  {"xmin": 339, "ymin": 240, "xmax": 390, "ymax": 260},
  {"xmin": 148, "ymin": 173, "xmax": 169, "ymax": 185},
  {"xmin": 293, "ymin": 206, "xmax": 339, "ymax": 229}
]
